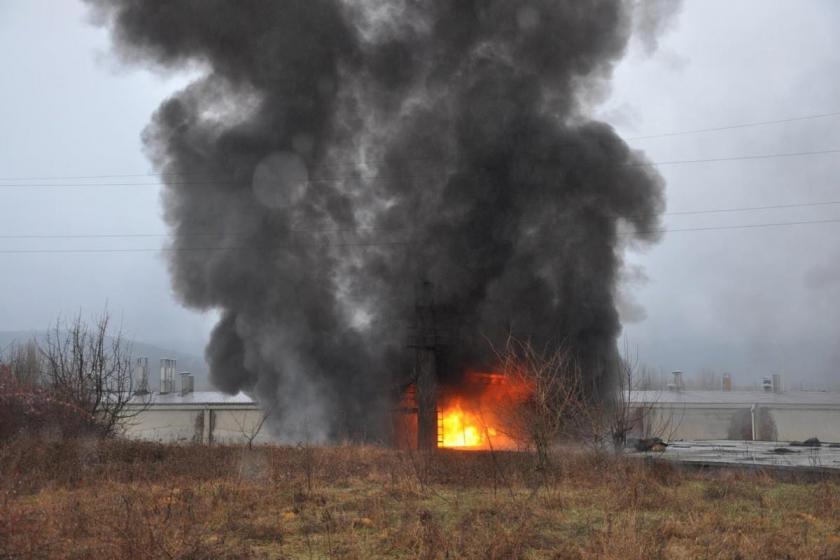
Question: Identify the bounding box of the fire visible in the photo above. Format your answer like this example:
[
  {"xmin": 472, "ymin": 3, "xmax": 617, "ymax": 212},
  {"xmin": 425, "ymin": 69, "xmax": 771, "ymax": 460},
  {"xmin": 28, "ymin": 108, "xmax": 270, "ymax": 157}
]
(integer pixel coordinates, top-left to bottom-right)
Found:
[
  {"xmin": 392, "ymin": 372, "xmax": 533, "ymax": 451},
  {"xmin": 440, "ymin": 400, "xmax": 495, "ymax": 447},
  {"xmin": 437, "ymin": 373, "xmax": 531, "ymax": 451}
]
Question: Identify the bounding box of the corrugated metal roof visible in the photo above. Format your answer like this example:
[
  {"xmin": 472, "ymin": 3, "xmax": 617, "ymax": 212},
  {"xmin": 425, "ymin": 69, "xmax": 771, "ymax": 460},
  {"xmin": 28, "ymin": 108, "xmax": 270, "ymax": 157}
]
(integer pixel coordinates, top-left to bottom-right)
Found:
[
  {"xmin": 629, "ymin": 390, "xmax": 840, "ymax": 406},
  {"xmin": 130, "ymin": 391, "xmax": 256, "ymax": 406}
]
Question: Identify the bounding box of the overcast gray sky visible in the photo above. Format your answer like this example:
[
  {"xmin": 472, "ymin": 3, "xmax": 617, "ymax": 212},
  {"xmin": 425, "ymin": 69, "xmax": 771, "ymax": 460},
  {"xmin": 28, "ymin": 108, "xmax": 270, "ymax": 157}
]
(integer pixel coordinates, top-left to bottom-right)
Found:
[
  {"xmin": 1, "ymin": 0, "xmax": 839, "ymax": 388},
  {"xmin": 0, "ymin": 0, "xmax": 214, "ymax": 354}
]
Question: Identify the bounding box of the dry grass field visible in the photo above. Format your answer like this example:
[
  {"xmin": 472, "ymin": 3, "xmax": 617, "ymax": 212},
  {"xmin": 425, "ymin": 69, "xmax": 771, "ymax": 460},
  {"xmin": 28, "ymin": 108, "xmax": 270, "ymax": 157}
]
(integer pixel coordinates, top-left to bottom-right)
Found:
[{"xmin": 1, "ymin": 438, "xmax": 839, "ymax": 559}]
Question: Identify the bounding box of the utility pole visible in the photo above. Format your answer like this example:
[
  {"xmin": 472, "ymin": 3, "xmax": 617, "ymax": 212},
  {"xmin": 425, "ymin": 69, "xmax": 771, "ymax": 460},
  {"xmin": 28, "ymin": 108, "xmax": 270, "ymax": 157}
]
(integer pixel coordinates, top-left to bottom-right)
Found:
[{"xmin": 410, "ymin": 279, "xmax": 438, "ymax": 450}]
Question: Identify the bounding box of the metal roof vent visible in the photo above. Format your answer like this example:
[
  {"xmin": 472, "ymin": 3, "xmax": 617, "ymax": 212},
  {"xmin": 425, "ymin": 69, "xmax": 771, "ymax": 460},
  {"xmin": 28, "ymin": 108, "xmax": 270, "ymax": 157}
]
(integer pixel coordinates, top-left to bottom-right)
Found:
[
  {"xmin": 160, "ymin": 359, "xmax": 176, "ymax": 394},
  {"xmin": 134, "ymin": 357, "xmax": 149, "ymax": 394},
  {"xmin": 671, "ymin": 371, "xmax": 684, "ymax": 392},
  {"xmin": 180, "ymin": 372, "xmax": 194, "ymax": 396}
]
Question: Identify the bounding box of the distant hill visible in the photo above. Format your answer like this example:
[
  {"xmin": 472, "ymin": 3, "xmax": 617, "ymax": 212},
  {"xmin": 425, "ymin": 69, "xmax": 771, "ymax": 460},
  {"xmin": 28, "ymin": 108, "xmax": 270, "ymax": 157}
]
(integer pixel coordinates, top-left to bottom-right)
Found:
[{"xmin": 0, "ymin": 330, "xmax": 212, "ymax": 391}]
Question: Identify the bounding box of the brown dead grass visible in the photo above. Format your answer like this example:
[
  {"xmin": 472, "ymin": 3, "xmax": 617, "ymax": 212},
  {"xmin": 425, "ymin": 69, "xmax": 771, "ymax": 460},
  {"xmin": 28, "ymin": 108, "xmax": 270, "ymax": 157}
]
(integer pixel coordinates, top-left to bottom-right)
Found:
[{"xmin": 1, "ymin": 438, "xmax": 839, "ymax": 559}]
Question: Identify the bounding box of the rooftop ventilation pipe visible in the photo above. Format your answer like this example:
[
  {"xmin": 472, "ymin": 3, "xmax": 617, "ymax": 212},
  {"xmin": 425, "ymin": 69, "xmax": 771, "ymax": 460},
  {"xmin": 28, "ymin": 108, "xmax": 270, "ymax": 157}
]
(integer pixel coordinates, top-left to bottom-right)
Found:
[
  {"xmin": 772, "ymin": 374, "xmax": 782, "ymax": 394},
  {"xmin": 670, "ymin": 371, "xmax": 684, "ymax": 392},
  {"xmin": 160, "ymin": 359, "xmax": 176, "ymax": 394},
  {"xmin": 180, "ymin": 372, "xmax": 194, "ymax": 396},
  {"xmin": 134, "ymin": 357, "xmax": 149, "ymax": 394}
]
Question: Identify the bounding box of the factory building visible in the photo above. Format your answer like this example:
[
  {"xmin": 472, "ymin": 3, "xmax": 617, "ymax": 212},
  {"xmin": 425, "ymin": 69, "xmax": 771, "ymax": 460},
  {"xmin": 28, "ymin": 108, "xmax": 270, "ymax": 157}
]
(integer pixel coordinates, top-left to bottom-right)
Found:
[
  {"xmin": 122, "ymin": 358, "xmax": 270, "ymax": 445},
  {"xmin": 631, "ymin": 389, "xmax": 840, "ymax": 443},
  {"xmin": 123, "ymin": 358, "xmax": 840, "ymax": 446}
]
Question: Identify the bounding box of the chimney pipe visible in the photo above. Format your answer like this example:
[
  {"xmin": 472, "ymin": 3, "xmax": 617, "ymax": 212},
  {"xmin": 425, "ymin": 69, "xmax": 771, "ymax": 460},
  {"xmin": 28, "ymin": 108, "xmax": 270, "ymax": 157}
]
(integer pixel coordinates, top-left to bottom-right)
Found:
[
  {"xmin": 671, "ymin": 371, "xmax": 684, "ymax": 392},
  {"xmin": 180, "ymin": 372, "xmax": 194, "ymax": 396},
  {"xmin": 134, "ymin": 357, "xmax": 149, "ymax": 394},
  {"xmin": 160, "ymin": 359, "xmax": 176, "ymax": 394}
]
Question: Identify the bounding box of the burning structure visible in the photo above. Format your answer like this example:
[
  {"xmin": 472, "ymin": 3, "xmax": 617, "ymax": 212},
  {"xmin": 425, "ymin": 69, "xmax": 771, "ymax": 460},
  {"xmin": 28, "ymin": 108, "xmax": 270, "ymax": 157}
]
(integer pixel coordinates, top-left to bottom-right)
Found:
[
  {"xmin": 88, "ymin": 1, "xmax": 679, "ymax": 444},
  {"xmin": 397, "ymin": 371, "xmax": 533, "ymax": 451}
]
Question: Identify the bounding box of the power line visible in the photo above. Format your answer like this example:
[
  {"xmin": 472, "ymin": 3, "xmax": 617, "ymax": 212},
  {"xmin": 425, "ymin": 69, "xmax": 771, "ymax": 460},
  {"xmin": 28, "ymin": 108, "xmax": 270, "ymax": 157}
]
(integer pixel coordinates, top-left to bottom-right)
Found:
[
  {"xmin": 667, "ymin": 199, "xmax": 840, "ymax": 216},
  {"xmin": 3, "ymin": 217, "xmax": 840, "ymax": 254},
  {"xmin": 4, "ymin": 147, "xmax": 840, "ymax": 188},
  {"xmin": 0, "ymin": 180, "xmax": 237, "ymax": 188},
  {"xmin": 0, "ymin": 172, "xmax": 168, "ymax": 182},
  {"xmin": 0, "ymin": 224, "xmax": 403, "ymax": 240},
  {"xmin": 0, "ymin": 239, "xmax": 415, "ymax": 255},
  {"xmin": 631, "ymin": 217, "xmax": 840, "ymax": 236},
  {"xmin": 4, "ymin": 198, "xmax": 840, "ymax": 240},
  {"xmin": 626, "ymin": 110, "xmax": 840, "ymax": 141},
  {"xmin": 634, "ymin": 148, "xmax": 840, "ymax": 167},
  {"xmin": 3, "ymin": 109, "xmax": 840, "ymax": 182}
]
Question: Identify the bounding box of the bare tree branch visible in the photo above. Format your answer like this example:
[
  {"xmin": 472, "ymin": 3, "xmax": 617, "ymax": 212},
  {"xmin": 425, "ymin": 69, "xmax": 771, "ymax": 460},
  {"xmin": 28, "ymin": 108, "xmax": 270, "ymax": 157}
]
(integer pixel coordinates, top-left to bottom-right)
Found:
[{"xmin": 39, "ymin": 309, "xmax": 146, "ymax": 437}]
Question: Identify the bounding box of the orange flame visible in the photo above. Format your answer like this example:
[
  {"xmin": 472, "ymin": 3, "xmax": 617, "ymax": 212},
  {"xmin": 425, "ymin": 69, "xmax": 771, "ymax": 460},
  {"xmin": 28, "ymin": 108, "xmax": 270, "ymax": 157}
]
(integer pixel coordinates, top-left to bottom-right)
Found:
[
  {"xmin": 440, "ymin": 400, "xmax": 496, "ymax": 447},
  {"xmin": 437, "ymin": 373, "xmax": 531, "ymax": 451}
]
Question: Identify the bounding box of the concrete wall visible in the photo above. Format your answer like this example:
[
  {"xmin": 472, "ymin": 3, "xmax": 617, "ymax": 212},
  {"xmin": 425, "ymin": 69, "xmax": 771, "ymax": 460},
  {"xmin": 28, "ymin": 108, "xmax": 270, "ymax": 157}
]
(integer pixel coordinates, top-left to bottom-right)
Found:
[
  {"xmin": 644, "ymin": 406, "xmax": 744, "ymax": 441},
  {"xmin": 211, "ymin": 409, "xmax": 274, "ymax": 445},
  {"xmin": 123, "ymin": 408, "xmax": 205, "ymax": 444},
  {"xmin": 766, "ymin": 408, "xmax": 840, "ymax": 442},
  {"xmin": 126, "ymin": 395, "xmax": 840, "ymax": 445},
  {"xmin": 637, "ymin": 403, "xmax": 840, "ymax": 442},
  {"xmin": 122, "ymin": 406, "xmax": 272, "ymax": 445}
]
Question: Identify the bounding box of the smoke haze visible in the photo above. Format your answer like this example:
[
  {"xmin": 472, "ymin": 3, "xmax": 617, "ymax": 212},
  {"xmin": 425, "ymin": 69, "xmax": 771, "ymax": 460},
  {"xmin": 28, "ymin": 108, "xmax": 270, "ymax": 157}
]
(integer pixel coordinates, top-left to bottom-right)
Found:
[{"xmin": 87, "ymin": 0, "xmax": 680, "ymax": 440}]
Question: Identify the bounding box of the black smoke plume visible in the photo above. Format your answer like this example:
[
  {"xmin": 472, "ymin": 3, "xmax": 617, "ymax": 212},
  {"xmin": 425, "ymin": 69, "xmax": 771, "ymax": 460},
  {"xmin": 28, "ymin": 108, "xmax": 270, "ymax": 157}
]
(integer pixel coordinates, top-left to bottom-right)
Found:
[{"xmin": 87, "ymin": 0, "xmax": 679, "ymax": 441}]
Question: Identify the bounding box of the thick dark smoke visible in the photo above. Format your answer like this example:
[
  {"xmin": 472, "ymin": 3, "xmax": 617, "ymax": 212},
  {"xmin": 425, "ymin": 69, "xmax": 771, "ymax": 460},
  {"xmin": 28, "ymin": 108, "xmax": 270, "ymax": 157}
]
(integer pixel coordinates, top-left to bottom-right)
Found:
[{"xmin": 88, "ymin": 0, "xmax": 679, "ymax": 441}]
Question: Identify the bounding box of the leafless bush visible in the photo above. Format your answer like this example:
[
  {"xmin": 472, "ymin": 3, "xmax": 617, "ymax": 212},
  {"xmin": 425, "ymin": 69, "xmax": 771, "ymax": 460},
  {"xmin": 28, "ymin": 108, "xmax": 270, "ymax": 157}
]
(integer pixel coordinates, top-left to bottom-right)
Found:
[
  {"xmin": 40, "ymin": 311, "xmax": 148, "ymax": 437},
  {"xmin": 494, "ymin": 336, "xmax": 584, "ymax": 469},
  {"xmin": 574, "ymin": 340, "xmax": 677, "ymax": 452},
  {"xmin": 0, "ymin": 339, "xmax": 81, "ymax": 441},
  {"xmin": 4, "ymin": 339, "xmax": 41, "ymax": 385},
  {"xmin": 0, "ymin": 362, "xmax": 47, "ymax": 441},
  {"xmin": 0, "ymin": 310, "xmax": 148, "ymax": 442},
  {"xmin": 604, "ymin": 343, "xmax": 650, "ymax": 450}
]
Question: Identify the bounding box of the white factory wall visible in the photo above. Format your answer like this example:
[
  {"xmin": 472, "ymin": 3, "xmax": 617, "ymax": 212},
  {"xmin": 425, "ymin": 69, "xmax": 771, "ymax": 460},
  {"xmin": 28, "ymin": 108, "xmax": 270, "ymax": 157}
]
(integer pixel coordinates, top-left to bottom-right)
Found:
[
  {"xmin": 122, "ymin": 402, "xmax": 274, "ymax": 444},
  {"xmin": 643, "ymin": 407, "xmax": 745, "ymax": 441},
  {"xmin": 633, "ymin": 392, "xmax": 840, "ymax": 443},
  {"xmin": 123, "ymin": 408, "xmax": 204, "ymax": 444},
  {"xmin": 123, "ymin": 391, "xmax": 271, "ymax": 444},
  {"xmin": 767, "ymin": 408, "xmax": 840, "ymax": 442},
  {"xmin": 212, "ymin": 409, "xmax": 274, "ymax": 444},
  {"xmin": 123, "ymin": 389, "xmax": 840, "ymax": 445}
]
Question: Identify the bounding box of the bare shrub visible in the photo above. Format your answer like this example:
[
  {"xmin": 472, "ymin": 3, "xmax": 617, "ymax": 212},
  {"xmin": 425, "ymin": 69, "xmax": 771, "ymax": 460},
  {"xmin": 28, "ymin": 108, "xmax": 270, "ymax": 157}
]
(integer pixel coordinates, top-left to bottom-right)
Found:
[
  {"xmin": 0, "ymin": 340, "xmax": 83, "ymax": 442},
  {"xmin": 4, "ymin": 339, "xmax": 41, "ymax": 385},
  {"xmin": 602, "ymin": 343, "xmax": 654, "ymax": 450},
  {"xmin": 574, "ymin": 340, "xmax": 676, "ymax": 452},
  {"xmin": 494, "ymin": 336, "xmax": 584, "ymax": 469},
  {"xmin": 40, "ymin": 311, "xmax": 147, "ymax": 437},
  {"xmin": 1, "ymin": 311, "xmax": 149, "ymax": 442}
]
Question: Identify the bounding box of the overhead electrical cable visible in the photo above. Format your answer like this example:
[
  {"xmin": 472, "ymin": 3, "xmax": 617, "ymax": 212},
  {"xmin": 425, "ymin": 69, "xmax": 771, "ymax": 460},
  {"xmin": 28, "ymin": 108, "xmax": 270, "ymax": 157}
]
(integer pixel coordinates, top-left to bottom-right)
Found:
[
  {"xmin": 0, "ymin": 224, "xmax": 404, "ymax": 239},
  {"xmin": 626, "ymin": 110, "xmax": 840, "ymax": 141},
  {"xmin": 4, "ymin": 217, "xmax": 840, "ymax": 254},
  {"xmin": 5, "ymin": 148, "xmax": 840, "ymax": 188},
  {"xmin": 0, "ymin": 239, "xmax": 416, "ymax": 255},
  {"xmin": 4, "ymin": 198, "xmax": 840, "ymax": 239},
  {"xmin": 631, "ymin": 217, "xmax": 840, "ymax": 236},
  {"xmin": 3, "ymin": 109, "xmax": 840, "ymax": 181},
  {"xmin": 666, "ymin": 199, "xmax": 840, "ymax": 216}
]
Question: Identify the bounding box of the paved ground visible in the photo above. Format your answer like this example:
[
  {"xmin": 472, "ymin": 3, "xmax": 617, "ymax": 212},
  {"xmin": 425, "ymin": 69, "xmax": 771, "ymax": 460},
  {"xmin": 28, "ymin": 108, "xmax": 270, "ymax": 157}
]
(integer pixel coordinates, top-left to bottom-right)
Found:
[{"xmin": 648, "ymin": 440, "xmax": 840, "ymax": 471}]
